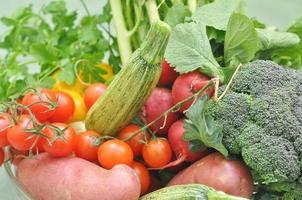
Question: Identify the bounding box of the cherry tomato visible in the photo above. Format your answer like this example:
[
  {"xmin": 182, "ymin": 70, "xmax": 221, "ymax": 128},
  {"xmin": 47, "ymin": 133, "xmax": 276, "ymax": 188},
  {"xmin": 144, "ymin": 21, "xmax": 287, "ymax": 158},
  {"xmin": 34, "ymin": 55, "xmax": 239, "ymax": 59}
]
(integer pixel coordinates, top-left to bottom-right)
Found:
[
  {"xmin": 48, "ymin": 91, "xmax": 75, "ymax": 123},
  {"xmin": 98, "ymin": 63, "xmax": 114, "ymax": 81},
  {"xmin": 22, "ymin": 89, "xmax": 57, "ymax": 123},
  {"xmin": 159, "ymin": 60, "xmax": 178, "ymax": 86},
  {"xmin": 0, "ymin": 113, "xmax": 12, "ymax": 148},
  {"xmin": 131, "ymin": 161, "xmax": 151, "ymax": 195},
  {"xmin": 84, "ymin": 83, "xmax": 107, "ymax": 109},
  {"xmin": 75, "ymin": 130, "xmax": 99, "ymax": 162},
  {"xmin": 0, "ymin": 148, "xmax": 4, "ymax": 166},
  {"xmin": 142, "ymin": 138, "xmax": 172, "ymax": 168},
  {"xmin": 66, "ymin": 91, "xmax": 87, "ymax": 122},
  {"xmin": 98, "ymin": 139, "xmax": 133, "ymax": 169},
  {"xmin": 43, "ymin": 123, "xmax": 77, "ymax": 157},
  {"xmin": 118, "ymin": 124, "xmax": 150, "ymax": 156},
  {"xmin": 7, "ymin": 115, "xmax": 38, "ymax": 151}
]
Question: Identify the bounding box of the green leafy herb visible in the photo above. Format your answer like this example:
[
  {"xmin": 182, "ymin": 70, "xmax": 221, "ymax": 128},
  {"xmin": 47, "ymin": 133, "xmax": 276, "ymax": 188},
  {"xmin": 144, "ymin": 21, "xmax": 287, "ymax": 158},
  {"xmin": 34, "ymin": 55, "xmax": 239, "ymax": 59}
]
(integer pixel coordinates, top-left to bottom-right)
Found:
[
  {"xmin": 164, "ymin": 3, "xmax": 191, "ymax": 28},
  {"xmin": 184, "ymin": 95, "xmax": 228, "ymax": 157},
  {"xmin": 224, "ymin": 13, "xmax": 259, "ymax": 67},
  {"xmin": 165, "ymin": 22, "xmax": 223, "ymax": 79},
  {"xmin": 192, "ymin": 0, "xmax": 244, "ymax": 30}
]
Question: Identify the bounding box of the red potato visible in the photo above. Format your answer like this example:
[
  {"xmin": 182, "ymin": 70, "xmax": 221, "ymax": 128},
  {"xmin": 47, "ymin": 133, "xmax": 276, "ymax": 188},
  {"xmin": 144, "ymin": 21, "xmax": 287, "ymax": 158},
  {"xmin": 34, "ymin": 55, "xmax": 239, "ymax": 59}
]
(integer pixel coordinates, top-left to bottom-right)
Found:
[
  {"xmin": 168, "ymin": 152, "xmax": 253, "ymax": 198},
  {"xmin": 157, "ymin": 119, "xmax": 208, "ymax": 169},
  {"xmin": 17, "ymin": 153, "xmax": 141, "ymax": 200},
  {"xmin": 158, "ymin": 60, "xmax": 178, "ymax": 86},
  {"xmin": 172, "ymin": 71, "xmax": 214, "ymax": 113},
  {"xmin": 141, "ymin": 88, "xmax": 178, "ymax": 135}
]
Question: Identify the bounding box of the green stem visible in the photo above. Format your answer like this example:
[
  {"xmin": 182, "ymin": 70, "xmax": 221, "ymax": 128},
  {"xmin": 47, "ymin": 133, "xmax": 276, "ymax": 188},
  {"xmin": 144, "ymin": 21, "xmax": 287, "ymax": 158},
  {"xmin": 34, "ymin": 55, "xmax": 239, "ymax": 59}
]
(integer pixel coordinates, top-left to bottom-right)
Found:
[
  {"xmin": 80, "ymin": 0, "xmax": 91, "ymax": 16},
  {"xmin": 145, "ymin": 0, "xmax": 161, "ymax": 23},
  {"xmin": 188, "ymin": 0, "xmax": 197, "ymax": 13},
  {"xmin": 110, "ymin": 0, "xmax": 133, "ymax": 66},
  {"xmin": 171, "ymin": 0, "xmax": 182, "ymax": 5}
]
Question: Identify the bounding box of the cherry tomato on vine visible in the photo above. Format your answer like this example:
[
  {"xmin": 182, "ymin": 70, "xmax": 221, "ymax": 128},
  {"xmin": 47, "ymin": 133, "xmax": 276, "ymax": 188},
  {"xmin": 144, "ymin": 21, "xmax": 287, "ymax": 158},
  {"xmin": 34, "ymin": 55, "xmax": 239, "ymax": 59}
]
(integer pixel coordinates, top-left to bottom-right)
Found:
[
  {"xmin": 22, "ymin": 89, "xmax": 57, "ymax": 123},
  {"xmin": 75, "ymin": 130, "xmax": 99, "ymax": 162},
  {"xmin": 131, "ymin": 161, "xmax": 151, "ymax": 195},
  {"xmin": 0, "ymin": 113, "xmax": 12, "ymax": 148},
  {"xmin": 142, "ymin": 138, "xmax": 172, "ymax": 168},
  {"xmin": 118, "ymin": 124, "xmax": 150, "ymax": 156},
  {"xmin": 48, "ymin": 91, "xmax": 75, "ymax": 123},
  {"xmin": 42, "ymin": 123, "xmax": 77, "ymax": 157},
  {"xmin": 0, "ymin": 148, "xmax": 4, "ymax": 166},
  {"xmin": 7, "ymin": 115, "xmax": 38, "ymax": 151},
  {"xmin": 84, "ymin": 83, "xmax": 107, "ymax": 109},
  {"xmin": 98, "ymin": 139, "xmax": 133, "ymax": 169}
]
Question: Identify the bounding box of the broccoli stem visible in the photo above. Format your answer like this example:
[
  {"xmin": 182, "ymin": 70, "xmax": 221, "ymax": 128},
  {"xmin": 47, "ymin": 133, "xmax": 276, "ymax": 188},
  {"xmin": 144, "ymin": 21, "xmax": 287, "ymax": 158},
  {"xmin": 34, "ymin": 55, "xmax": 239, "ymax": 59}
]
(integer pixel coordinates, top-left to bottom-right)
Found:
[
  {"xmin": 109, "ymin": 0, "xmax": 133, "ymax": 66},
  {"xmin": 145, "ymin": 0, "xmax": 161, "ymax": 23},
  {"xmin": 188, "ymin": 0, "xmax": 197, "ymax": 13}
]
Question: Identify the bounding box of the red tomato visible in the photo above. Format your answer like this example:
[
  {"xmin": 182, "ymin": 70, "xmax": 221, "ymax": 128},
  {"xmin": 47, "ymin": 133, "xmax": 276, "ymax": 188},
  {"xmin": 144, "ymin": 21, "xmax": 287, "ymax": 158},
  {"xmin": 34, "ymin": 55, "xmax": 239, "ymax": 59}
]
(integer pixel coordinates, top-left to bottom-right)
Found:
[
  {"xmin": 98, "ymin": 139, "xmax": 133, "ymax": 169},
  {"xmin": 7, "ymin": 115, "xmax": 37, "ymax": 151},
  {"xmin": 84, "ymin": 83, "xmax": 107, "ymax": 109},
  {"xmin": 0, "ymin": 148, "xmax": 4, "ymax": 166},
  {"xmin": 142, "ymin": 138, "xmax": 172, "ymax": 168},
  {"xmin": 48, "ymin": 91, "xmax": 75, "ymax": 123},
  {"xmin": 0, "ymin": 113, "xmax": 12, "ymax": 148},
  {"xmin": 43, "ymin": 123, "xmax": 77, "ymax": 157},
  {"xmin": 118, "ymin": 124, "xmax": 150, "ymax": 156},
  {"xmin": 131, "ymin": 161, "xmax": 151, "ymax": 195},
  {"xmin": 172, "ymin": 71, "xmax": 214, "ymax": 113},
  {"xmin": 75, "ymin": 130, "xmax": 99, "ymax": 162},
  {"xmin": 22, "ymin": 89, "xmax": 57, "ymax": 123},
  {"xmin": 159, "ymin": 60, "xmax": 178, "ymax": 86}
]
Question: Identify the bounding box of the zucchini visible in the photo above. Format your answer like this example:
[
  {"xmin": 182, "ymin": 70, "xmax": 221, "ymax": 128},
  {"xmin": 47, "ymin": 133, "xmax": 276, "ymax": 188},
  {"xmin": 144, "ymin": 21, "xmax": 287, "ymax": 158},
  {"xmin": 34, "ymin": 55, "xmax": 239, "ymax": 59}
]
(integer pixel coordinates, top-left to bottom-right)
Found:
[
  {"xmin": 85, "ymin": 21, "xmax": 171, "ymax": 136},
  {"xmin": 139, "ymin": 184, "xmax": 248, "ymax": 200}
]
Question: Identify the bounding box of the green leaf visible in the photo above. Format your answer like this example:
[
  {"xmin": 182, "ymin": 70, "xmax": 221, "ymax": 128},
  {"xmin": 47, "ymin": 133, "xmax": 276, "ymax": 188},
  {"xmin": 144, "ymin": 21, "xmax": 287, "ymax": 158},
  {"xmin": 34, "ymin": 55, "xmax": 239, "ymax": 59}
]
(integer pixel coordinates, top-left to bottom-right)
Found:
[
  {"xmin": 184, "ymin": 95, "xmax": 228, "ymax": 157},
  {"xmin": 79, "ymin": 16, "xmax": 102, "ymax": 43},
  {"xmin": 192, "ymin": 0, "xmax": 245, "ymax": 31},
  {"xmin": 164, "ymin": 4, "xmax": 191, "ymax": 28},
  {"xmin": 1, "ymin": 17, "xmax": 16, "ymax": 26},
  {"xmin": 165, "ymin": 22, "xmax": 220, "ymax": 74},
  {"xmin": 58, "ymin": 62, "xmax": 75, "ymax": 85},
  {"xmin": 256, "ymin": 29, "xmax": 300, "ymax": 50},
  {"xmin": 99, "ymin": 1, "xmax": 112, "ymax": 23},
  {"xmin": 39, "ymin": 77, "xmax": 56, "ymax": 88},
  {"xmin": 287, "ymin": 15, "xmax": 302, "ymax": 37},
  {"xmin": 42, "ymin": 0, "xmax": 67, "ymax": 14},
  {"xmin": 224, "ymin": 13, "xmax": 259, "ymax": 67},
  {"xmin": 30, "ymin": 44, "xmax": 58, "ymax": 64},
  {"xmin": 206, "ymin": 27, "xmax": 225, "ymax": 43}
]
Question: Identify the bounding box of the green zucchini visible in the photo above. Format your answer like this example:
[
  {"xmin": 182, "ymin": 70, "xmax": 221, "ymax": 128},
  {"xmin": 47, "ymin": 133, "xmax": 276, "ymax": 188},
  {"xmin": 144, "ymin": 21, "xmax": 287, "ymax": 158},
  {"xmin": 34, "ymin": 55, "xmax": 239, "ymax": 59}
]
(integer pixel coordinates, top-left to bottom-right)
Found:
[
  {"xmin": 139, "ymin": 184, "xmax": 248, "ymax": 200},
  {"xmin": 85, "ymin": 21, "xmax": 171, "ymax": 136}
]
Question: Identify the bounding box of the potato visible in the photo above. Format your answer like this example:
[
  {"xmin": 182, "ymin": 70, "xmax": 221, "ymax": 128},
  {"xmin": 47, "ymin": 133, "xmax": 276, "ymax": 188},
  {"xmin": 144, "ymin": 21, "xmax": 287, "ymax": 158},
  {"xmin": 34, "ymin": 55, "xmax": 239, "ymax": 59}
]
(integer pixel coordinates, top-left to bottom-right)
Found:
[
  {"xmin": 168, "ymin": 152, "xmax": 253, "ymax": 198},
  {"xmin": 16, "ymin": 153, "xmax": 141, "ymax": 200}
]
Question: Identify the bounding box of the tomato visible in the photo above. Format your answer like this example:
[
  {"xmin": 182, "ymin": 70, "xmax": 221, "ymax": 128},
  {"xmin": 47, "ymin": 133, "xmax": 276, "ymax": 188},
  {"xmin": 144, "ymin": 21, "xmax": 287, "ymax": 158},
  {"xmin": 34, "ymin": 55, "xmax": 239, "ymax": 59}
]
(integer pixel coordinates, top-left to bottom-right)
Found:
[
  {"xmin": 48, "ymin": 91, "xmax": 75, "ymax": 123},
  {"xmin": 66, "ymin": 91, "xmax": 87, "ymax": 122},
  {"xmin": 42, "ymin": 123, "xmax": 77, "ymax": 157},
  {"xmin": 142, "ymin": 138, "xmax": 172, "ymax": 168},
  {"xmin": 98, "ymin": 63, "xmax": 114, "ymax": 81},
  {"xmin": 0, "ymin": 113, "xmax": 12, "ymax": 148},
  {"xmin": 84, "ymin": 83, "xmax": 107, "ymax": 109},
  {"xmin": 22, "ymin": 89, "xmax": 57, "ymax": 123},
  {"xmin": 7, "ymin": 115, "xmax": 38, "ymax": 151},
  {"xmin": 118, "ymin": 124, "xmax": 150, "ymax": 157},
  {"xmin": 131, "ymin": 161, "xmax": 151, "ymax": 195},
  {"xmin": 159, "ymin": 60, "xmax": 178, "ymax": 86},
  {"xmin": 75, "ymin": 130, "xmax": 99, "ymax": 162},
  {"xmin": 0, "ymin": 148, "xmax": 4, "ymax": 166},
  {"xmin": 98, "ymin": 139, "xmax": 133, "ymax": 169}
]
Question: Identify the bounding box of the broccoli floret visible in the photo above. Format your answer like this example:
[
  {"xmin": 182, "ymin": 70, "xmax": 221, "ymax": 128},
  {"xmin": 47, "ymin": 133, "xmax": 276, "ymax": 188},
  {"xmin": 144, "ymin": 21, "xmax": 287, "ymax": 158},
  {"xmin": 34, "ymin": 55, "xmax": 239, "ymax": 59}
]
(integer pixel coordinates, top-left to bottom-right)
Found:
[{"xmin": 205, "ymin": 60, "xmax": 302, "ymax": 197}]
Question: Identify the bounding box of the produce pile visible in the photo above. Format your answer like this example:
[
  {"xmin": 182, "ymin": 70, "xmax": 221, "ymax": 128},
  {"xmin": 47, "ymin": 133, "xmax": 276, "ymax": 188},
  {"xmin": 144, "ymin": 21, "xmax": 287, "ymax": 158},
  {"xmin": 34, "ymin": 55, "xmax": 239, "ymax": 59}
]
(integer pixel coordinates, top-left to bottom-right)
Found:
[{"xmin": 0, "ymin": 0, "xmax": 301, "ymax": 200}]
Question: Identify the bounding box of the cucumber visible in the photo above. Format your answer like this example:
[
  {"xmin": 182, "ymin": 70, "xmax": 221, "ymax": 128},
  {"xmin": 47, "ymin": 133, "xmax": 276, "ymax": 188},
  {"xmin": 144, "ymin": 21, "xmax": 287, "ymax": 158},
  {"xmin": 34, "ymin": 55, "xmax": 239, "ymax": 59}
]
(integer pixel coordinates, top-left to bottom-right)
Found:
[
  {"xmin": 139, "ymin": 184, "xmax": 248, "ymax": 200},
  {"xmin": 85, "ymin": 21, "xmax": 171, "ymax": 136}
]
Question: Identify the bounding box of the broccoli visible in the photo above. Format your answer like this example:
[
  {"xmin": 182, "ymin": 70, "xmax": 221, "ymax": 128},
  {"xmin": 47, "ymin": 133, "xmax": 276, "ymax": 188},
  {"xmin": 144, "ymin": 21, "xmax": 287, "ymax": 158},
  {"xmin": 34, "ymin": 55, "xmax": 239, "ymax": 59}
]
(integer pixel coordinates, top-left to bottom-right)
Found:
[{"xmin": 205, "ymin": 60, "xmax": 302, "ymax": 197}]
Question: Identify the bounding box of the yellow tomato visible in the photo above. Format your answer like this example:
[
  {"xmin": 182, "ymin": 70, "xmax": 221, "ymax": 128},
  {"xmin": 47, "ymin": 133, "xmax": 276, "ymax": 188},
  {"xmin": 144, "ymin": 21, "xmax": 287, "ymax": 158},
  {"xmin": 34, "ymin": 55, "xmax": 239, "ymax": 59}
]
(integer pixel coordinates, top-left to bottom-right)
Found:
[
  {"xmin": 52, "ymin": 71, "xmax": 86, "ymax": 94},
  {"xmin": 66, "ymin": 90, "xmax": 87, "ymax": 122},
  {"xmin": 98, "ymin": 63, "xmax": 114, "ymax": 82}
]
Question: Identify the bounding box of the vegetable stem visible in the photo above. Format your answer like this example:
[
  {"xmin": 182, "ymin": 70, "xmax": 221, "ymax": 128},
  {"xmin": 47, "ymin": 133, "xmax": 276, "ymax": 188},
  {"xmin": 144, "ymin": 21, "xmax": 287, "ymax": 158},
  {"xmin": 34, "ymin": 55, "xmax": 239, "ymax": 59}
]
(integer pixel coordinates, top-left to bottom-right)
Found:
[
  {"xmin": 110, "ymin": 0, "xmax": 133, "ymax": 66},
  {"xmin": 145, "ymin": 0, "xmax": 160, "ymax": 23},
  {"xmin": 188, "ymin": 0, "xmax": 197, "ymax": 13}
]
